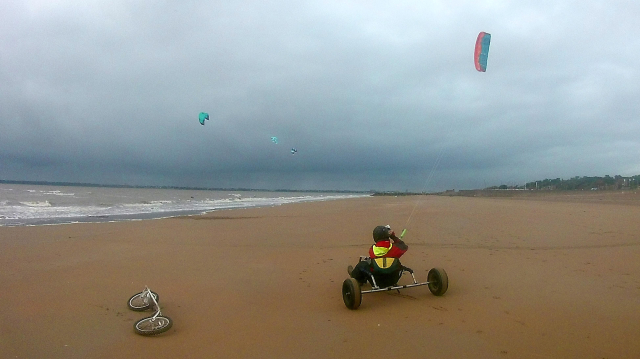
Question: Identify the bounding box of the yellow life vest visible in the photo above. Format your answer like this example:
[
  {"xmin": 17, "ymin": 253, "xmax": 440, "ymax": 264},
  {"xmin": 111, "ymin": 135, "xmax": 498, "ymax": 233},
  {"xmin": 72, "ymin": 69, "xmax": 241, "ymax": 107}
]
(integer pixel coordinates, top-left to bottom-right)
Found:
[{"xmin": 372, "ymin": 242, "xmax": 393, "ymax": 257}]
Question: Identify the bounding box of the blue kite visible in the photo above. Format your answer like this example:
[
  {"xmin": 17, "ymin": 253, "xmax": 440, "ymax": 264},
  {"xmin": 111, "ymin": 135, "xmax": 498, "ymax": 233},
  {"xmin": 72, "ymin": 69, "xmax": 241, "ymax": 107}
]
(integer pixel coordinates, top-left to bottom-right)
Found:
[{"xmin": 199, "ymin": 112, "xmax": 209, "ymax": 125}]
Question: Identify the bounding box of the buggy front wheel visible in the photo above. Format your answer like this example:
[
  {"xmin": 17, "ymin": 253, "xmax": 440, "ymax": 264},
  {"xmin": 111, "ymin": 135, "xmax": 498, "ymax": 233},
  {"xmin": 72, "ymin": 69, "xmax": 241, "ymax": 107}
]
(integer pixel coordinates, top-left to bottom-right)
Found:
[
  {"xmin": 342, "ymin": 278, "xmax": 362, "ymax": 310},
  {"xmin": 427, "ymin": 267, "xmax": 448, "ymax": 296}
]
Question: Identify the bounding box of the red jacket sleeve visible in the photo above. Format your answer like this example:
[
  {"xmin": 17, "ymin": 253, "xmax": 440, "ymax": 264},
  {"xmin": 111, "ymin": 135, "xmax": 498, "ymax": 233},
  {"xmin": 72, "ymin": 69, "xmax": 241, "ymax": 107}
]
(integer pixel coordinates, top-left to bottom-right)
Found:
[{"xmin": 384, "ymin": 244, "xmax": 407, "ymax": 258}]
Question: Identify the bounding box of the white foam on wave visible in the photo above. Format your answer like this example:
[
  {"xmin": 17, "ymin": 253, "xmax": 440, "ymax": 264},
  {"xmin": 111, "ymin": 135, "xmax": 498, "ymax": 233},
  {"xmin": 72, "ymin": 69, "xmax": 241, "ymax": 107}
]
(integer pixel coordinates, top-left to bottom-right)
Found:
[
  {"xmin": 41, "ymin": 190, "xmax": 75, "ymax": 196},
  {"xmin": 0, "ymin": 192, "xmax": 369, "ymax": 226},
  {"xmin": 20, "ymin": 201, "xmax": 52, "ymax": 207}
]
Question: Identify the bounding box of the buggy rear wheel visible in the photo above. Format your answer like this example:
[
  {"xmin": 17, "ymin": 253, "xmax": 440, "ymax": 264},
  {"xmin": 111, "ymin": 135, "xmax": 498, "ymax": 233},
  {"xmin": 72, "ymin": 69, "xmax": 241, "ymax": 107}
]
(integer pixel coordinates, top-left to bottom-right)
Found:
[
  {"xmin": 342, "ymin": 278, "xmax": 362, "ymax": 310},
  {"xmin": 427, "ymin": 267, "xmax": 448, "ymax": 296}
]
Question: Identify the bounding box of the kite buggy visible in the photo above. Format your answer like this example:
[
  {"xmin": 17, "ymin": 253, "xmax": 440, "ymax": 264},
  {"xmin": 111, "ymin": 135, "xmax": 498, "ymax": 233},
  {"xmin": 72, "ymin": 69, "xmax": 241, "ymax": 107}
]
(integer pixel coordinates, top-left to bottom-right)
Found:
[
  {"xmin": 342, "ymin": 226, "xmax": 449, "ymax": 309},
  {"xmin": 342, "ymin": 256, "xmax": 448, "ymax": 310}
]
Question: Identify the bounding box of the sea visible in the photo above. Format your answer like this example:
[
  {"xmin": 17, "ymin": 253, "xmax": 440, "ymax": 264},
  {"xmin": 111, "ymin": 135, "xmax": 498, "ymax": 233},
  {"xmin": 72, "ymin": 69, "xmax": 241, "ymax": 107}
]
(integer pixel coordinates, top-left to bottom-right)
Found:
[{"xmin": 0, "ymin": 183, "xmax": 369, "ymax": 227}]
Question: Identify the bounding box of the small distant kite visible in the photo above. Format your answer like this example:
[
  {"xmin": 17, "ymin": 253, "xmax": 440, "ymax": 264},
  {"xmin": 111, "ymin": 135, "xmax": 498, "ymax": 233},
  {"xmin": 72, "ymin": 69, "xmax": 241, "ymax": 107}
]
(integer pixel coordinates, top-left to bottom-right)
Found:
[
  {"xmin": 291, "ymin": 148, "xmax": 297, "ymax": 155},
  {"xmin": 199, "ymin": 112, "xmax": 209, "ymax": 125},
  {"xmin": 474, "ymin": 32, "xmax": 491, "ymax": 72},
  {"xmin": 271, "ymin": 137, "xmax": 279, "ymax": 144}
]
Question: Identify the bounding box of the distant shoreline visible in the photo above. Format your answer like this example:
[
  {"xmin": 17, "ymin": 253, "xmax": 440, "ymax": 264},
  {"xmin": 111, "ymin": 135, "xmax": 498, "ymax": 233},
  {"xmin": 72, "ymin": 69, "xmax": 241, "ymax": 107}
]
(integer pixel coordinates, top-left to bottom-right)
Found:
[
  {"xmin": 5, "ymin": 178, "xmax": 636, "ymax": 196},
  {"xmin": 0, "ymin": 179, "xmax": 370, "ymax": 194}
]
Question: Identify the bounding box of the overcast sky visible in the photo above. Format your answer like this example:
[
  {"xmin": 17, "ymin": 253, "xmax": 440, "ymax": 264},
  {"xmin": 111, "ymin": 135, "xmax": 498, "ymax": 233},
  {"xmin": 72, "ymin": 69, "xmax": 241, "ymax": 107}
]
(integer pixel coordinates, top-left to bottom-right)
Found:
[{"xmin": 1, "ymin": 1, "xmax": 639, "ymax": 192}]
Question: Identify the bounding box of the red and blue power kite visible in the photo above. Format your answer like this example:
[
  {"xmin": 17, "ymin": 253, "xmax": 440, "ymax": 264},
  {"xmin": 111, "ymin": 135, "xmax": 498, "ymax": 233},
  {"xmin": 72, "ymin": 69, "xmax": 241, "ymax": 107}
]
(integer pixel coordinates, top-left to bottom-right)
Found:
[{"xmin": 474, "ymin": 32, "xmax": 491, "ymax": 72}]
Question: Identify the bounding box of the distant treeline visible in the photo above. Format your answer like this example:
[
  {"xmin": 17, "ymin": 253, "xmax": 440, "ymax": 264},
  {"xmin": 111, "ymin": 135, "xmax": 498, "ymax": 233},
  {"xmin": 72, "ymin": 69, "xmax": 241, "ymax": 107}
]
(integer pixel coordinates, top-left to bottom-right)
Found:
[{"xmin": 489, "ymin": 175, "xmax": 640, "ymax": 191}]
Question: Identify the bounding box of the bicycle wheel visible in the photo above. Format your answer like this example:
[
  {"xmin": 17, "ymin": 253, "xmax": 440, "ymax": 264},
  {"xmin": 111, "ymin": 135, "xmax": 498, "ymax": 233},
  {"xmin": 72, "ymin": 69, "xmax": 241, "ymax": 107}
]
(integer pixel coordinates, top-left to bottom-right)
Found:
[
  {"xmin": 134, "ymin": 315, "xmax": 173, "ymax": 336},
  {"xmin": 127, "ymin": 291, "xmax": 159, "ymax": 311}
]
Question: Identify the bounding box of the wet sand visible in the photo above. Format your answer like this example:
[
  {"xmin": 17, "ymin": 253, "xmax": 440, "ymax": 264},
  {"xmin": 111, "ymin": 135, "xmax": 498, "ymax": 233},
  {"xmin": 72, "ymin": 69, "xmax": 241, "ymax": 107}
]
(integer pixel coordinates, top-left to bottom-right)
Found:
[{"xmin": 1, "ymin": 193, "xmax": 640, "ymax": 358}]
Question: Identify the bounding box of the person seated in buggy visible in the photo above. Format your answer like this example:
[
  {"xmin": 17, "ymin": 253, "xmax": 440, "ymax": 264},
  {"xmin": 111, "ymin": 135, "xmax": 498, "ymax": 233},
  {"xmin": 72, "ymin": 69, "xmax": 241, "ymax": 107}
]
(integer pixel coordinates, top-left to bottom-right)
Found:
[{"xmin": 348, "ymin": 225, "xmax": 409, "ymax": 288}]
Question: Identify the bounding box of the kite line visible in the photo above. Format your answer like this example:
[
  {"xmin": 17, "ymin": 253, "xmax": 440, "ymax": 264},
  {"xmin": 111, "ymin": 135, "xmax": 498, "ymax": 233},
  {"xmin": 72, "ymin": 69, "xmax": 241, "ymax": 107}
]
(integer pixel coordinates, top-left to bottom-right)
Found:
[
  {"xmin": 398, "ymin": 31, "xmax": 490, "ymax": 238},
  {"xmin": 398, "ymin": 146, "xmax": 445, "ymax": 239}
]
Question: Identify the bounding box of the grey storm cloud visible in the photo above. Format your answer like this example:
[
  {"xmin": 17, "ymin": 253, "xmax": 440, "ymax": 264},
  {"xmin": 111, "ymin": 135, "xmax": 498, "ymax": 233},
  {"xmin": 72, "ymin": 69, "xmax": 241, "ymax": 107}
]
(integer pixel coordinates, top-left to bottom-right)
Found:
[{"xmin": 1, "ymin": 0, "xmax": 639, "ymax": 191}]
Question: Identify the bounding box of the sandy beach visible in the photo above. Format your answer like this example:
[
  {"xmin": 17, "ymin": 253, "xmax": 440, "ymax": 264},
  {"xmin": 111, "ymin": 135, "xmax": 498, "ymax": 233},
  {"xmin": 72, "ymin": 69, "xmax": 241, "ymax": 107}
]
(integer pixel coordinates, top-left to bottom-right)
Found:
[{"xmin": 1, "ymin": 193, "xmax": 640, "ymax": 358}]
